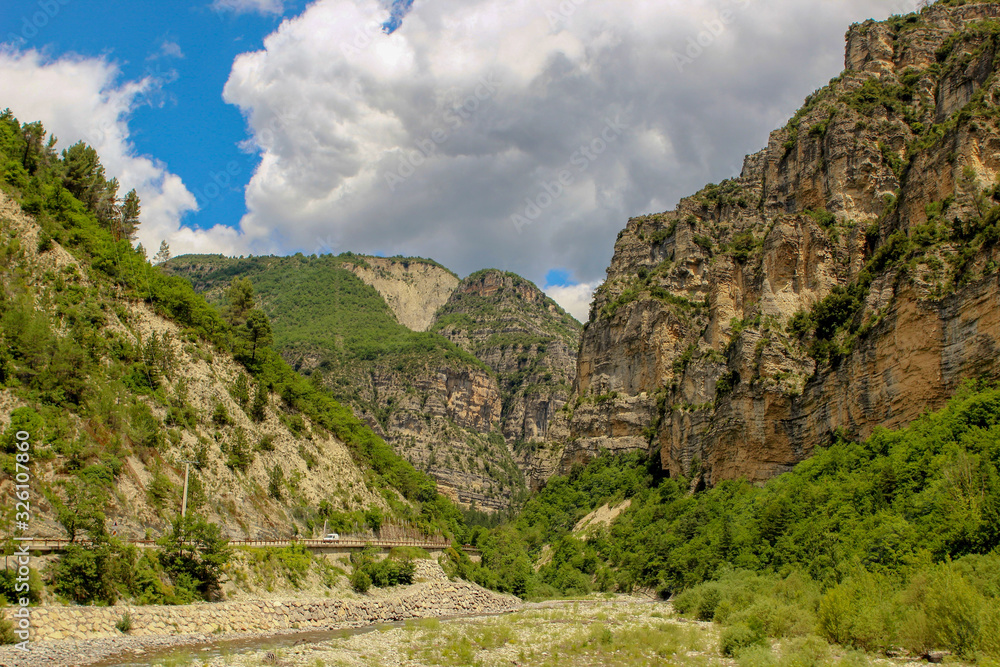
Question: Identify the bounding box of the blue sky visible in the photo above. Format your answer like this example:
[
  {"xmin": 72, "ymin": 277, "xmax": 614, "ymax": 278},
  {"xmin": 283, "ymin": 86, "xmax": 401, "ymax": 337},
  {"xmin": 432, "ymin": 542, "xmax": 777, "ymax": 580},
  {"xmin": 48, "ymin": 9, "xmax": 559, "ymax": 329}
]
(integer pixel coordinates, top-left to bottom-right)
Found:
[
  {"xmin": 0, "ymin": 0, "xmax": 920, "ymax": 321},
  {"xmin": 4, "ymin": 0, "xmax": 310, "ymax": 232}
]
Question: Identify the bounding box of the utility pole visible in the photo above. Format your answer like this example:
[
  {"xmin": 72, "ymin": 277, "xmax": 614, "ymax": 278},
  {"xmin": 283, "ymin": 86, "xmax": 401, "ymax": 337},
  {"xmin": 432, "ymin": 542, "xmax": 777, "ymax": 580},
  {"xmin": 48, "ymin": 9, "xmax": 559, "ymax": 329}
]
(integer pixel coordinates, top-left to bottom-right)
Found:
[
  {"xmin": 179, "ymin": 459, "xmax": 196, "ymax": 558},
  {"xmin": 181, "ymin": 460, "xmax": 192, "ymax": 518}
]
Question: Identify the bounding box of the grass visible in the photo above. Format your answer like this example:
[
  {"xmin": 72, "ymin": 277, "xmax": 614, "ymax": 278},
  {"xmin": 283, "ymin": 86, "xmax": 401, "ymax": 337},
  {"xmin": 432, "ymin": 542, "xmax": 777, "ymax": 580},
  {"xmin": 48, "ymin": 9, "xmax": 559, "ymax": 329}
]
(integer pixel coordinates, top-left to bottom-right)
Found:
[{"xmin": 268, "ymin": 600, "xmax": 713, "ymax": 666}]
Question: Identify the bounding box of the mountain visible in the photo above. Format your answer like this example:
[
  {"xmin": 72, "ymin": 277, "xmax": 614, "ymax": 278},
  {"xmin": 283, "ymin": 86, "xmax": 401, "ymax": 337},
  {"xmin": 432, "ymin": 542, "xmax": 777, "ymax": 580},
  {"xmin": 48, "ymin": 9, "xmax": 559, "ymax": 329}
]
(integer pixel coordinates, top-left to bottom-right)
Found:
[
  {"xmin": 430, "ymin": 270, "xmax": 581, "ymax": 489},
  {"xmin": 545, "ymin": 1, "xmax": 1000, "ymax": 487},
  {"xmin": 163, "ymin": 256, "xmax": 582, "ymax": 509},
  {"xmin": 0, "ymin": 110, "xmax": 463, "ymax": 552}
]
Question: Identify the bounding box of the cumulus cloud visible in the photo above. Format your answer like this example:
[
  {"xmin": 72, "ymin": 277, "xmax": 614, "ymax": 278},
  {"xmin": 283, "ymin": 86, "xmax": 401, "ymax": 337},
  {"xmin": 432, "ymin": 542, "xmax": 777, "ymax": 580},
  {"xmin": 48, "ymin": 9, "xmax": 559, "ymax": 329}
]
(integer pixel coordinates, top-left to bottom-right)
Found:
[
  {"xmin": 545, "ymin": 281, "xmax": 603, "ymax": 322},
  {"xmin": 222, "ymin": 0, "xmax": 921, "ymax": 319},
  {"xmin": 0, "ymin": 49, "xmax": 244, "ymax": 257},
  {"xmin": 210, "ymin": 0, "xmax": 285, "ymax": 16}
]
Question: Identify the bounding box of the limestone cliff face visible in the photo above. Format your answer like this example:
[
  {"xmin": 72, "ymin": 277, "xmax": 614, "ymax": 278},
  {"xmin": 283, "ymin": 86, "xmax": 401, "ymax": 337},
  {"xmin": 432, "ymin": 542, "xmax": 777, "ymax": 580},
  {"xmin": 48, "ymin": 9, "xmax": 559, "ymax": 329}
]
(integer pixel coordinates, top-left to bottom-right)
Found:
[
  {"xmin": 553, "ymin": 2, "xmax": 1000, "ymax": 485},
  {"xmin": 344, "ymin": 257, "xmax": 460, "ymax": 332},
  {"xmin": 431, "ymin": 270, "xmax": 582, "ymax": 489}
]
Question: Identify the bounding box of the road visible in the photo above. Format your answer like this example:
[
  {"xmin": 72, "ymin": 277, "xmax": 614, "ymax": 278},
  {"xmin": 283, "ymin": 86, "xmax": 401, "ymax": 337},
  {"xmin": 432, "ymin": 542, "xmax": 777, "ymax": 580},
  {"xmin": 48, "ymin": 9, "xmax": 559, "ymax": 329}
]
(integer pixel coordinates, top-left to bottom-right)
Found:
[{"xmin": 10, "ymin": 537, "xmax": 480, "ymax": 555}]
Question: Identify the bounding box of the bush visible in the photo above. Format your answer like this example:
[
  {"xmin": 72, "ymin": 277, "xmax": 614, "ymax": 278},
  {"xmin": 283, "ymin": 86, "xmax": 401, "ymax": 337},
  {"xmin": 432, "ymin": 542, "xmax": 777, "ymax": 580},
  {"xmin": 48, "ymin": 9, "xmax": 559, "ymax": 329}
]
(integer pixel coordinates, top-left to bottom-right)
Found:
[
  {"xmin": 211, "ymin": 402, "xmax": 229, "ymax": 426},
  {"xmin": 351, "ymin": 568, "xmax": 371, "ymax": 593},
  {"xmin": 0, "ymin": 611, "xmax": 14, "ymax": 645},
  {"xmin": 721, "ymin": 622, "xmax": 768, "ymax": 657},
  {"xmin": 115, "ymin": 611, "xmax": 133, "ymax": 633}
]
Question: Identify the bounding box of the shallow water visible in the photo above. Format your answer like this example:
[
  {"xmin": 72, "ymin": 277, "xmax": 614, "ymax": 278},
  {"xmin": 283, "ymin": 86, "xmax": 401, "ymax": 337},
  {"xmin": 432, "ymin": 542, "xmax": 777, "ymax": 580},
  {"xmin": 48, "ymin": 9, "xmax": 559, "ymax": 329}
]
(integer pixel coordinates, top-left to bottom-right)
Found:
[{"xmin": 93, "ymin": 608, "xmax": 520, "ymax": 667}]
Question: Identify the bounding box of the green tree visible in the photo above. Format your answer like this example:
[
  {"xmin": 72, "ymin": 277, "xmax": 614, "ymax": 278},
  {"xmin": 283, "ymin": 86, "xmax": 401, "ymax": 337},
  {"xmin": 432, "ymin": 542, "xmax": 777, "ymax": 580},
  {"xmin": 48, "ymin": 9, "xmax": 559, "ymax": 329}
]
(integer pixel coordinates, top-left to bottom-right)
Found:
[
  {"xmin": 244, "ymin": 309, "xmax": 273, "ymax": 363},
  {"xmin": 225, "ymin": 277, "xmax": 255, "ymax": 322},
  {"xmin": 153, "ymin": 240, "xmax": 171, "ymax": 264},
  {"xmin": 20, "ymin": 121, "xmax": 47, "ymax": 173},
  {"xmin": 1, "ymin": 407, "xmax": 44, "ymax": 453},
  {"xmin": 52, "ymin": 538, "xmax": 135, "ymax": 605},
  {"xmin": 268, "ymin": 464, "xmax": 284, "ymax": 499},
  {"xmin": 231, "ymin": 372, "xmax": 250, "ymax": 409},
  {"xmin": 157, "ymin": 514, "xmax": 231, "ymax": 600},
  {"xmin": 118, "ymin": 188, "xmax": 141, "ymax": 241},
  {"xmin": 250, "ymin": 381, "xmax": 268, "ymax": 422},
  {"xmin": 49, "ymin": 478, "xmax": 107, "ymax": 542},
  {"xmin": 62, "ymin": 142, "xmax": 108, "ymax": 211}
]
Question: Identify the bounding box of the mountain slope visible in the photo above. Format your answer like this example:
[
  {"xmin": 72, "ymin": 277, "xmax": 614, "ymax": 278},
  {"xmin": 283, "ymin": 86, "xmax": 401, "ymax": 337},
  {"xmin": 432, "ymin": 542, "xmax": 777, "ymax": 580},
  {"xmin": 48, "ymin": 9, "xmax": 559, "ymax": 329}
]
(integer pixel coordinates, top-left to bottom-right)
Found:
[
  {"xmin": 344, "ymin": 255, "xmax": 460, "ymax": 332},
  {"xmin": 0, "ymin": 112, "xmax": 461, "ymax": 551},
  {"xmin": 164, "ymin": 256, "xmax": 519, "ymax": 509},
  {"xmin": 549, "ymin": 1, "xmax": 1000, "ymax": 486}
]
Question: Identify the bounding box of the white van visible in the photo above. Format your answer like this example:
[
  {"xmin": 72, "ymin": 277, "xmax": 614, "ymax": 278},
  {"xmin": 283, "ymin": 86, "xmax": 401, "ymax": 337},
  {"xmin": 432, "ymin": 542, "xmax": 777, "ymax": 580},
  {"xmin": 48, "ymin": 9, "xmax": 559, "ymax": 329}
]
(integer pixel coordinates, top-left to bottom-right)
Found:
[{"xmin": 322, "ymin": 533, "xmax": 340, "ymax": 541}]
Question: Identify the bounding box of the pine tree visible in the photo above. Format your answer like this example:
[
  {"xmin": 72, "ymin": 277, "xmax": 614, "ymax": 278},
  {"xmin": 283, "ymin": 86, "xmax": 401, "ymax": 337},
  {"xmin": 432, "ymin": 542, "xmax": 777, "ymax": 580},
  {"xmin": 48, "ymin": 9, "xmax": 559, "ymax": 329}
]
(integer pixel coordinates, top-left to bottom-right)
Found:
[
  {"xmin": 232, "ymin": 373, "xmax": 250, "ymax": 409},
  {"xmin": 119, "ymin": 189, "xmax": 141, "ymax": 241},
  {"xmin": 250, "ymin": 382, "xmax": 267, "ymax": 422},
  {"xmin": 153, "ymin": 240, "xmax": 171, "ymax": 265},
  {"xmin": 245, "ymin": 309, "xmax": 273, "ymax": 363},
  {"xmin": 225, "ymin": 277, "xmax": 256, "ymax": 322}
]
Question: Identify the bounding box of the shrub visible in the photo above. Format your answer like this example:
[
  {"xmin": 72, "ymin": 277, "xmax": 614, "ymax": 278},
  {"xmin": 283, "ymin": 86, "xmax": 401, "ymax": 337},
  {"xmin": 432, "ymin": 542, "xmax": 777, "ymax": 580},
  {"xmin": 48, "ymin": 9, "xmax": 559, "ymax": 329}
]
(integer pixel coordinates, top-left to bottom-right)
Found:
[
  {"xmin": 36, "ymin": 231, "xmax": 53, "ymax": 253},
  {"xmin": 721, "ymin": 622, "xmax": 768, "ymax": 657},
  {"xmin": 351, "ymin": 568, "xmax": 371, "ymax": 593},
  {"xmin": 257, "ymin": 434, "xmax": 275, "ymax": 452},
  {"xmin": 115, "ymin": 611, "xmax": 133, "ymax": 634},
  {"xmin": 695, "ymin": 582, "xmax": 723, "ymax": 621},
  {"xmin": 818, "ymin": 587, "xmax": 854, "ymax": 646},
  {"xmin": 211, "ymin": 402, "xmax": 229, "ymax": 426},
  {"xmin": 0, "ymin": 611, "xmax": 14, "ymax": 645}
]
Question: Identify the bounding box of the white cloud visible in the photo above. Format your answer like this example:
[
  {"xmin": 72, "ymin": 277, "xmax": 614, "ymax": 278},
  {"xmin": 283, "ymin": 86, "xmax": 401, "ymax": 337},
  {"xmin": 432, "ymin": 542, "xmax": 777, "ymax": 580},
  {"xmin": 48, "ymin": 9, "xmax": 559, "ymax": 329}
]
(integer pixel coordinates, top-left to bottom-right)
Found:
[
  {"xmin": 222, "ymin": 0, "xmax": 921, "ymax": 288},
  {"xmin": 155, "ymin": 40, "xmax": 185, "ymax": 60},
  {"xmin": 0, "ymin": 49, "xmax": 246, "ymax": 257},
  {"xmin": 545, "ymin": 281, "xmax": 603, "ymax": 322},
  {"xmin": 210, "ymin": 0, "xmax": 285, "ymax": 16}
]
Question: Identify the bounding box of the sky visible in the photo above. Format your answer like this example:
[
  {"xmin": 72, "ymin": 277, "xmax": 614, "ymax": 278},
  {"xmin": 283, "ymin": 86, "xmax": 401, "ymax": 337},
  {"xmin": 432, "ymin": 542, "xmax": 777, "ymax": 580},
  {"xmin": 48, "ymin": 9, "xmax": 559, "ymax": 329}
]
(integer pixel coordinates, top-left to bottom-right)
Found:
[{"xmin": 0, "ymin": 0, "xmax": 922, "ymax": 320}]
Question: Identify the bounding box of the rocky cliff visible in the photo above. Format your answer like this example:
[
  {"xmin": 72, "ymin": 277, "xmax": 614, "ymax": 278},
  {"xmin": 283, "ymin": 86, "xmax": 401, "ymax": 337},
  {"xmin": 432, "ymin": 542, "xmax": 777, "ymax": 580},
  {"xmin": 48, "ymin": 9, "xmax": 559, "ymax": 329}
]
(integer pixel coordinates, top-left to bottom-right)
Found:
[
  {"xmin": 344, "ymin": 256, "xmax": 459, "ymax": 332},
  {"xmin": 430, "ymin": 270, "xmax": 582, "ymax": 489},
  {"xmin": 552, "ymin": 1, "xmax": 1000, "ymax": 486}
]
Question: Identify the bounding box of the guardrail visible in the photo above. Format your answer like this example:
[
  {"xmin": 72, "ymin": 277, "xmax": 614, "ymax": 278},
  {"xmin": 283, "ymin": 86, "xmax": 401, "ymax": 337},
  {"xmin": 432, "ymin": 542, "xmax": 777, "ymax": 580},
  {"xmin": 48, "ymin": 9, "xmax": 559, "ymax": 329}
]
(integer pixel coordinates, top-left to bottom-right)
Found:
[{"xmin": 8, "ymin": 537, "xmax": 480, "ymax": 554}]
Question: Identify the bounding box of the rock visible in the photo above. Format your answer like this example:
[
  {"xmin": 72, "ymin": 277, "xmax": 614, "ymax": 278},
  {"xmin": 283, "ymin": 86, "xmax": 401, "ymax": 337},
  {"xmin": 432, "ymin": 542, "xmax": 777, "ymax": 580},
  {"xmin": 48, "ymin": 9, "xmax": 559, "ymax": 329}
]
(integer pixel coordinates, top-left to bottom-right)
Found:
[{"xmin": 545, "ymin": 2, "xmax": 1000, "ymax": 486}]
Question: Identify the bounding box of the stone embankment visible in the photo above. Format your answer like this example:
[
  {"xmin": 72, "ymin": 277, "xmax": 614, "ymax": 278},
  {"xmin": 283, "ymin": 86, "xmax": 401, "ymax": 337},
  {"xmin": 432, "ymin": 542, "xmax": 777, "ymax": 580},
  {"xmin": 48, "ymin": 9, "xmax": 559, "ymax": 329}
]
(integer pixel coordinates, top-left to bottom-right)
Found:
[{"xmin": 0, "ymin": 563, "xmax": 521, "ymax": 667}]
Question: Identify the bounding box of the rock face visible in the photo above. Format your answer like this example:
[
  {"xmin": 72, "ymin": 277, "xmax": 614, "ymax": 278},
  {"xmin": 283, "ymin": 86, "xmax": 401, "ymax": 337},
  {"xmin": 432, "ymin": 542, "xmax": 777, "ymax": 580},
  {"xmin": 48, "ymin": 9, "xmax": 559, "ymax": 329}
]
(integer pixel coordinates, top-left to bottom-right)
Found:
[
  {"xmin": 550, "ymin": 2, "xmax": 1000, "ymax": 486},
  {"xmin": 431, "ymin": 270, "xmax": 582, "ymax": 490},
  {"xmin": 345, "ymin": 256, "xmax": 460, "ymax": 332}
]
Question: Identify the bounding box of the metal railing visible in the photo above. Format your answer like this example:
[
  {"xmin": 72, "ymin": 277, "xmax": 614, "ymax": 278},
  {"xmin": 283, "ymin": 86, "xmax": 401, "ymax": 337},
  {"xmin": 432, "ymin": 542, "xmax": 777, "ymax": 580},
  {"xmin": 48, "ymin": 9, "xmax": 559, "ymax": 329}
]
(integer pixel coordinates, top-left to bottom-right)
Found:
[{"xmin": 8, "ymin": 537, "xmax": 480, "ymax": 553}]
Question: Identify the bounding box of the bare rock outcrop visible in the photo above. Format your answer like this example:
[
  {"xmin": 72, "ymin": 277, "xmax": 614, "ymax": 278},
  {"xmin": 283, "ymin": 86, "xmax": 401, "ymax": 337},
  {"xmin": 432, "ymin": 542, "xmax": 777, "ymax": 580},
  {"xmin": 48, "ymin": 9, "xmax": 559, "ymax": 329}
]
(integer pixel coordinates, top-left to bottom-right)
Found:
[{"xmin": 549, "ymin": 2, "xmax": 1000, "ymax": 485}]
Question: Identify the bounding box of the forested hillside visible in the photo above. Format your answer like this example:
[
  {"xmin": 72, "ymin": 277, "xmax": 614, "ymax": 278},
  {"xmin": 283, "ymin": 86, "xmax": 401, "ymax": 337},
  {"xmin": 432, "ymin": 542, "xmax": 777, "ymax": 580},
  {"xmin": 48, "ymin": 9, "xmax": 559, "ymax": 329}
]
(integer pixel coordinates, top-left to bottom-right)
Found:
[
  {"xmin": 164, "ymin": 256, "xmax": 583, "ymax": 510},
  {"xmin": 458, "ymin": 383, "xmax": 1000, "ymax": 659},
  {"xmin": 0, "ymin": 109, "xmax": 464, "ymax": 608}
]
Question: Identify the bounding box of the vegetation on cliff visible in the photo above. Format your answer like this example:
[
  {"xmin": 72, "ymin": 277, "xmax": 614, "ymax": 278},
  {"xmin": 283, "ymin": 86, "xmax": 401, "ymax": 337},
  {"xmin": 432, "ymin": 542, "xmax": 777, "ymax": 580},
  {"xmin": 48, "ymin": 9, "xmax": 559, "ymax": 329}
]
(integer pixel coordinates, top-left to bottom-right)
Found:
[{"xmin": 472, "ymin": 382, "xmax": 1000, "ymax": 659}]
